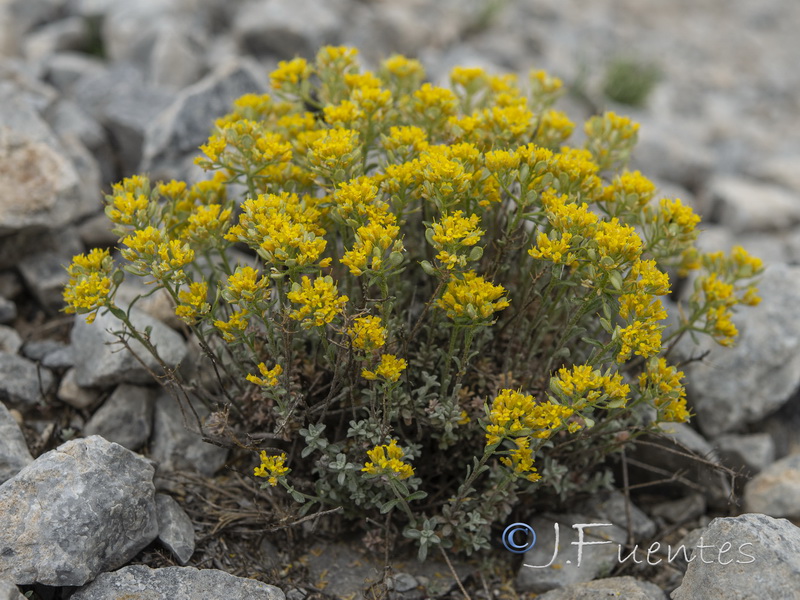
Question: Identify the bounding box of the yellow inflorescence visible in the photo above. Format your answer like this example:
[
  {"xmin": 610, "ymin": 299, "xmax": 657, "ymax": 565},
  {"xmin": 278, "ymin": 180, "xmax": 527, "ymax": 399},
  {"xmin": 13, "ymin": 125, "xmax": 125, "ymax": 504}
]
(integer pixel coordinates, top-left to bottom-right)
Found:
[
  {"xmin": 348, "ymin": 315, "xmax": 387, "ymax": 352},
  {"xmin": 437, "ymin": 272, "xmax": 509, "ymax": 322},
  {"xmin": 63, "ymin": 248, "xmax": 114, "ymax": 324},
  {"xmin": 362, "ymin": 353, "xmax": 407, "ymax": 383},
  {"xmin": 362, "ymin": 440, "xmax": 414, "ymax": 479},
  {"xmin": 288, "ymin": 276, "xmax": 348, "ymax": 328},
  {"xmin": 254, "ymin": 451, "xmax": 290, "ymax": 486},
  {"xmin": 247, "ymin": 363, "xmax": 283, "ymax": 387}
]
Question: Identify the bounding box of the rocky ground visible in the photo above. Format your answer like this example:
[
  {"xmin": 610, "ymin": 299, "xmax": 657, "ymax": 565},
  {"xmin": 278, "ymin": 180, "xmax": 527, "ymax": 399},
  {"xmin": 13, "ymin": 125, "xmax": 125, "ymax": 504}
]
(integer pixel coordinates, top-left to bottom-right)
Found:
[{"xmin": 2, "ymin": 0, "xmax": 800, "ymax": 598}]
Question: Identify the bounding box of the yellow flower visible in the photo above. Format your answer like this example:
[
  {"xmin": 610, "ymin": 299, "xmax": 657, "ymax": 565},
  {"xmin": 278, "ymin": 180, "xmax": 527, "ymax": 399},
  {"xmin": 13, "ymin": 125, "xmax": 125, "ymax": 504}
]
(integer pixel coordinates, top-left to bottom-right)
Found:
[
  {"xmin": 553, "ymin": 365, "xmax": 630, "ymax": 409},
  {"xmin": 437, "ymin": 272, "xmax": 509, "ymax": 322},
  {"xmin": 254, "ymin": 451, "xmax": 290, "ymax": 486},
  {"xmin": 63, "ymin": 248, "xmax": 114, "ymax": 324},
  {"xmin": 528, "ymin": 231, "xmax": 576, "ymax": 266},
  {"xmin": 270, "ymin": 57, "xmax": 312, "ymax": 90},
  {"xmin": 362, "ymin": 440, "xmax": 414, "ymax": 479},
  {"xmin": 224, "ymin": 266, "xmax": 270, "ymax": 305},
  {"xmin": 323, "ymin": 100, "xmax": 364, "ymax": 127},
  {"xmin": 106, "ymin": 192, "xmax": 149, "ymax": 227},
  {"xmin": 499, "ymin": 436, "xmax": 542, "ymax": 483},
  {"xmin": 348, "ymin": 315, "xmax": 387, "ymax": 352},
  {"xmin": 450, "ymin": 66, "xmax": 486, "ymax": 88},
  {"xmin": 214, "ymin": 309, "xmax": 249, "ymax": 342},
  {"xmin": 175, "ymin": 281, "xmax": 210, "ymax": 324},
  {"xmin": 485, "ymin": 389, "xmax": 573, "ymax": 446},
  {"xmin": 307, "ymin": 128, "xmax": 360, "ymax": 175},
  {"xmin": 225, "ymin": 193, "xmax": 328, "ymax": 268},
  {"xmin": 536, "ymin": 110, "xmax": 575, "ymax": 148},
  {"xmin": 198, "ymin": 135, "xmax": 227, "ymax": 163},
  {"xmin": 247, "ymin": 363, "xmax": 283, "ymax": 387},
  {"xmin": 630, "ymin": 259, "xmax": 671, "ymax": 296},
  {"xmin": 341, "ymin": 212, "xmax": 403, "ymax": 276},
  {"xmin": 639, "ymin": 358, "xmax": 690, "ymax": 423},
  {"xmin": 287, "ymin": 276, "xmax": 348, "ymax": 328},
  {"xmin": 429, "ymin": 211, "xmax": 483, "ymax": 270},
  {"xmin": 362, "ymin": 353, "xmax": 407, "ymax": 383},
  {"xmin": 731, "ymin": 245, "xmax": 763, "ymax": 276},
  {"xmin": 593, "ymin": 218, "xmax": 643, "ymax": 267},
  {"xmin": 602, "ymin": 171, "xmax": 657, "ymax": 209},
  {"xmin": 381, "ymin": 54, "xmax": 425, "ymax": 81},
  {"xmin": 183, "ymin": 203, "xmax": 232, "ymax": 243},
  {"xmin": 484, "ymin": 149, "xmax": 520, "ymax": 172}
]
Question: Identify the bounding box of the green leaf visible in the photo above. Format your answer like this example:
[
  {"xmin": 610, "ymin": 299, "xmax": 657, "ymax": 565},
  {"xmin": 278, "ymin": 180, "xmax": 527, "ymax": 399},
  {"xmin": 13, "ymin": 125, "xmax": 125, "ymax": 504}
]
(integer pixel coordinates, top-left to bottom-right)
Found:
[
  {"xmin": 380, "ymin": 499, "xmax": 399, "ymax": 514},
  {"xmin": 405, "ymin": 490, "xmax": 428, "ymax": 502}
]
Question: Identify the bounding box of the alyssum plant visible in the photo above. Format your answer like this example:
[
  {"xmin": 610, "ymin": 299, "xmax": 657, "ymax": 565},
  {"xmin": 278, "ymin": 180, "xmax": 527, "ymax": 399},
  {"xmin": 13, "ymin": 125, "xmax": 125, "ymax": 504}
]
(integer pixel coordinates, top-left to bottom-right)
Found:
[{"xmin": 63, "ymin": 47, "xmax": 762, "ymax": 559}]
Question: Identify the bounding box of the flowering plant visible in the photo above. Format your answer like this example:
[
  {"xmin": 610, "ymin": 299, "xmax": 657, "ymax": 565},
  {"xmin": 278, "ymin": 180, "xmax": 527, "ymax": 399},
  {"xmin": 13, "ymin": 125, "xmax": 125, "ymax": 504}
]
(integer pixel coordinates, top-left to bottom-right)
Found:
[{"xmin": 63, "ymin": 47, "xmax": 762, "ymax": 559}]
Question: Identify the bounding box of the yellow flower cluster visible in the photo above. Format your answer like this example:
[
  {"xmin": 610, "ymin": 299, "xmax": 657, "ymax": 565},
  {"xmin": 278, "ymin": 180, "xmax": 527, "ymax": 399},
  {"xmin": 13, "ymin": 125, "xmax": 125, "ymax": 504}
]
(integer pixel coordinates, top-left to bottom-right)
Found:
[
  {"xmin": 428, "ymin": 211, "xmax": 484, "ymax": 270},
  {"xmin": 247, "ymin": 363, "xmax": 283, "ymax": 387},
  {"xmin": 121, "ymin": 227, "xmax": 195, "ymax": 282},
  {"xmin": 348, "ymin": 315, "xmax": 387, "ymax": 352},
  {"xmin": 175, "ymin": 281, "xmax": 210, "ymax": 324},
  {"xmin": 500, "ymin": 437, "xmax": 541, "ymax": 483},
  {"xmin": 225, "ymin": 193, "xmax": 329, "ymax": 270},
  {"xmin": 63, "ymin": 248, "xmax": 114, "ymax": 324},
  {"xmin": 437, "ymin": 272, "xmax": 509, "ymax": 323},
  {"xmin": 362, "ymin": 440, "xmax": 414, "ymax": 479},
  {"xmin": 485, "ymin": 389, "xmax": 574, "ymax": 446},
  {"xmin": 254, "ymin": 451, "xmax": 290, "ymax": 486},
  {"xmin": 223, "ymin": 266, "xmax": 270, "ymax": 306},
  {"xmin": 616, "ymin": 293, "xmax": 667, "ymax": 362},
  {"xmin": 639, "ymin": 358, "xmax": 690, "ymax": 422},
  {"xmin": 340, "ymin": 211, "xmax": 404, "ymax": 276},
  {"xmin": 214, "ymin": 309, "xmax": 249, "ymax": 342},
  {"xmin": 552, "ymin": 364, "xmax": 630, "ymax": 409},
  {"xmin": 528, "ymin": 231, "xmax": 575, "ymax": 266},
  {"xmin": 362, "ymin": 353, "xmax": 407, "ymax": 382},
  {"xmin": 287, "ymin": 276, "xmax": 348, "ymax": 328}
]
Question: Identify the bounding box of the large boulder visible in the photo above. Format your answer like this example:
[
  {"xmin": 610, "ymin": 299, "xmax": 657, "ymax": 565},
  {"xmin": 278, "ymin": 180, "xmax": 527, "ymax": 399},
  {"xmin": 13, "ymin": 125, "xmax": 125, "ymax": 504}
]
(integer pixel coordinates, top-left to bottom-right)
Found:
[{"xmin": 0, "ymin": 436, "xmax": 159, "ymax": 586}]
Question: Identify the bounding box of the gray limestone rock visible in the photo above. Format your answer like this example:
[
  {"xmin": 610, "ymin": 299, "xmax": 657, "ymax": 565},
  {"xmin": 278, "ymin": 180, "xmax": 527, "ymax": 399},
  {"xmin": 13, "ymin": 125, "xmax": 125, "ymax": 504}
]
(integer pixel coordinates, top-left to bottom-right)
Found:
[
  {"xmin": 41, "ymin": 51, "xmax": 106, "ymax": 94},
  {"xmin": 70, "ymin": 565, "xmax": 284, "ymax": 600},
  {"xmin": 83, "ymin": 383, "xmax": 155, "ymax": 451},
  {"xmin": 743, "ymin": 453, "xmax": 800, "ymax": 519},
  {"xmin": 0, "ymin": 85, "xmax": 88, "ymax": 237},
  {"xmin": 0, "ymin": 436, "xmax": 158, "ymax": 586},
  {"xmin": 0, "ymin": 298, "xmax": 16, "ymax": 325},
  {"xmin": 575, "ymin": 489, "xmax": 657, "ymax": 542},
  {"xmin": 70, "ymin": 307, "xmax": 187, "ymax": 389},
  {"xmin": 20, "ymin": 339, "xmax": 67, "ymax": 362},
  {"xmin": 650, "ymin": 494, "xmax": 706, "ymax": 525},
  {"xmin": 630, "ymin": 119, "xmax": 714, "ymax": 192},
  {"xmin": 715, "ymin": 432, "xmax": 776, "ymax": 475},
  {"xmin": 515, "ymin": 514, "xmax": 627, "ymax": 594},
  {"xmin": 671, "ymin": 514, "xmax": 800, "ymax": 600},
  {"xmin": 0, "ymin": 326, "xmax": 21, "ymax": 355},
  {"xmin": 155, "ymin": 493, "xmax": 195, "ymax": 565},
  {"xmin": 683, "ymin": 265, "xmax": 800, "ymax": 437},
  {"xmin": 18, "ymin": 250, "xmax": 77, "ymax": 315},
  {"xmin": 140, "ymin": 60, "xmax": 265, "ymax": 181},
  {"xmin": 232, "ymin": 0, "xmax": 342, "ymax": 59},
  {"xmin": 536, "ymin": 576, "xmax": 667, "ymax": 600},
  {"xmin": 0, "ymin": 402, "xmax": 32, "ymax": 484},
  {"xmin": 23, "ymin": 16, "xmax": 89, "ymax": 63},
  {"xmin": 149, "ymin": 24, "xmax": 207, "ymax": 90},
  {"xmin": 707, "ymin": 175, "xmax": 800, "ymax": 234},
  {"xmin": 0, "ymin": 580, "xmax": 25, "ymax": 600},
  {"xmin": 629, "ymin": 423, "xmax": 730, "ymax": 508},
  {"xmin": 0, "ymin": 352, "xmax": 54, "ymax": 408},
  {"xmin": 150, "ymin": 391, "xmax": 227, "ymax": 477},
  {"xmin": 56, "ymin": 367, "xmax": 100, "ymax": 409}
]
